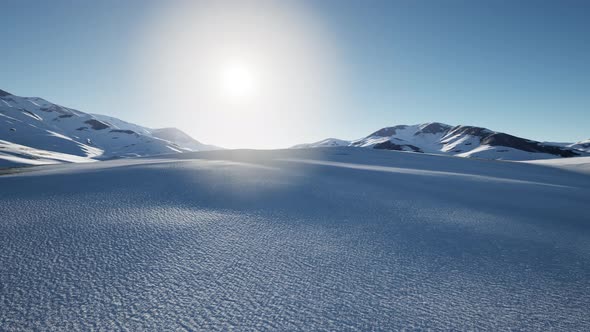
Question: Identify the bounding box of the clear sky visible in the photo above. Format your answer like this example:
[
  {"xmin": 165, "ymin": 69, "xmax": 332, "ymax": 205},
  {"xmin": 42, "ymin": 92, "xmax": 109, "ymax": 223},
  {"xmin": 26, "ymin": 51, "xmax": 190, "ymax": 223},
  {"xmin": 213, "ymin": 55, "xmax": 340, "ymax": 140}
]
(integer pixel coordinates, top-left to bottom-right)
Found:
[{"xmin": 1, "ymin": 0, "xmax": 589, "ymax": 148}]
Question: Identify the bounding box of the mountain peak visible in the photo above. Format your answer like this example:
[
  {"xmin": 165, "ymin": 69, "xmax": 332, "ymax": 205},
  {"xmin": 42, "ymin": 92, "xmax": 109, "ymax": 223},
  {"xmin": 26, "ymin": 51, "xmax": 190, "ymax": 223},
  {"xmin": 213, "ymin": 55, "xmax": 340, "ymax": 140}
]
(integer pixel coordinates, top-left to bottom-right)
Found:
[{"xmin": 417, "ymin": 122, "xmax": 452, "ymax": 134}]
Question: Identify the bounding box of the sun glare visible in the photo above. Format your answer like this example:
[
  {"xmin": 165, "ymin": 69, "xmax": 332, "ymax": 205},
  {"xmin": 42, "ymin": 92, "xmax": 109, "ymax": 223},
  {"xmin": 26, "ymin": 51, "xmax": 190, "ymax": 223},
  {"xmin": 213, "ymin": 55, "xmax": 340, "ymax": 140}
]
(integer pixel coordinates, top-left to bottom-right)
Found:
[
  {"xmin": 141, "ymin": 1, "xmax": 343, "ymax": 148},
  {"xmin": 220, "ymin": 63, "xmax": 258, "ymax": 101}
]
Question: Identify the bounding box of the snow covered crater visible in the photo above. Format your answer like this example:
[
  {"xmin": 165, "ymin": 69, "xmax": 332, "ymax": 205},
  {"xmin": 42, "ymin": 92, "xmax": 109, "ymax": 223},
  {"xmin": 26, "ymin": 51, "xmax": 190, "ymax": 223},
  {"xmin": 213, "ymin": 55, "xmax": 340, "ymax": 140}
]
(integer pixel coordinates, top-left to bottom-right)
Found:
[{"xmin": 1, "ymin": 147, "xmax": 589, "ymax": 330}]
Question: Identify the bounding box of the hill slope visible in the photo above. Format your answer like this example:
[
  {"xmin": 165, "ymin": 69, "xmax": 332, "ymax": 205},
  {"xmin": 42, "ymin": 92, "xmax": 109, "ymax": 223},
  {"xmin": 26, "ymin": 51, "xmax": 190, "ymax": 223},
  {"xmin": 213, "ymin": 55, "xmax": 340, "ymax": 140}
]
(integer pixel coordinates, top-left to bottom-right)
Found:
[
  {"xmin": 1, "ymin": 147, "xmax": 589, "ymax": 330},
  {"xmin": 0, "ymin": 89, "xmax": 217, "ymax": 167}
]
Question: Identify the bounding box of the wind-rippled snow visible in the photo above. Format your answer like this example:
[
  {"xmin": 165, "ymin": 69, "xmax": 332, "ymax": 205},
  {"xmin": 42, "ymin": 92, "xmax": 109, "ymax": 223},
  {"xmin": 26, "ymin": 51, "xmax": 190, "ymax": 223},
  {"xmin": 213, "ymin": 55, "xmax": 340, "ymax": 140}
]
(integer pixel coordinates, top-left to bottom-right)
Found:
[{"xmin": 1, "ymin": 148, "xmax": 589, "ymax": 330}]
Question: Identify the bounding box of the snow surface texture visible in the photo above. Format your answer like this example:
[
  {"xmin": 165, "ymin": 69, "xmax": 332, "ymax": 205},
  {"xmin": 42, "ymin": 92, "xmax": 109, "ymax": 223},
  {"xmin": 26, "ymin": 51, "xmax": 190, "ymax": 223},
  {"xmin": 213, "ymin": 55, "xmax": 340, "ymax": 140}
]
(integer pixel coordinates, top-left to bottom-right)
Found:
[
  {"xmin": 0, "ymin": 89, "xmax": 217, "ymax": 168},
  {"xmin": 295, "ymin": 122, "xmax": 586, "ymax": 161},
  {"xmin": 1, "ymin": 147, "xmax": 589, "ymax": 330}
]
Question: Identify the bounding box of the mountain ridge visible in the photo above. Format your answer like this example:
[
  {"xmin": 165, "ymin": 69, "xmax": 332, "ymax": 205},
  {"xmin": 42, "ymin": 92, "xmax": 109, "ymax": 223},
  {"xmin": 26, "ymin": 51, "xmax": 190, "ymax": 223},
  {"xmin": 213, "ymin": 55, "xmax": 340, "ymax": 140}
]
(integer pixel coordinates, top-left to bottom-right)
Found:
[
  {"xmin": 0, "ymin": 89, "xmax": 218, "ymax": 167},
  {"xmin": 294, "ymin": 122, "xmax": 586, "ymax": 160}
]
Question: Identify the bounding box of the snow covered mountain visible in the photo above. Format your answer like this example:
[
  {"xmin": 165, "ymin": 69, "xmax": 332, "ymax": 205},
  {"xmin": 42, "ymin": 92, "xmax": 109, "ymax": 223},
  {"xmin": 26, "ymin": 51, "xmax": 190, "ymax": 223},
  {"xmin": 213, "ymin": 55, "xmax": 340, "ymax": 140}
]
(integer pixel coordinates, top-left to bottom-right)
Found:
[
  {"xmin": 569, "ymin": 139, "xmax": 590, "ymax": 153},
  {"xmin": 295, "ymin": 122, "xmax": 585, "ymax": 161},
  {"xmin": 291, "ymin": 137, "xmax": 350, "ymax": 149},
  {"xmin": 543, "ymin": 139, "xmax": 590, "ymax": 153},
  {"xmin": 0, "ymin": 89, "xmax": 218, "ymax": 167},
  {"xmin": 150, "ymin": 127, "xmax": 220, "ymax": 151}
]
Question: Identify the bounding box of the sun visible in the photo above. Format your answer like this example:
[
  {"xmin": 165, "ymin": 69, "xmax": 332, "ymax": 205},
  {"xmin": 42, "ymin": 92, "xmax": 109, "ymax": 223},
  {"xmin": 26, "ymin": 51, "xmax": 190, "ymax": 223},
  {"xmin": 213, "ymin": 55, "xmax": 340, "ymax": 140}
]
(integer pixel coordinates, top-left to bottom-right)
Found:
[
  {"xmin": 142, "ymin": 0, "xmax": 340, "ymax": 148},
  {"xmin": 219, "ymin": 62, "xmax": 259, "ymax": 101}
]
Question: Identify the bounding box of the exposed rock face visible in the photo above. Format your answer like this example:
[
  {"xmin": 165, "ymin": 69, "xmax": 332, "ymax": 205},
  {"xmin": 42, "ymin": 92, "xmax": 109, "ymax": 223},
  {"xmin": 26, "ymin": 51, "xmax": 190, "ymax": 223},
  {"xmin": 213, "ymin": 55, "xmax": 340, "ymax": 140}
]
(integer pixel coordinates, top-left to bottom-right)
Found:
[
  {"xmin": 40, "ymin": 104, "xmax": 76, "ymax": 115},
  {"xmin": 110, "ymin": 129, "xmax": 136, "ymax": 135},
  {"xmin": 416, "ymin": 122, "xmax": 452, "ymax": 135},
  {"xmin": 446, "ymin": 125, "xmax": 492, "ymax": 138},
  {"xmin": 368, "ymin": 125, "xmax": 409, "ymax": 137},
  {"xmin": 481, "ymin": 133, "xmax": 578, "ymax": 157},
  {"xmin": 373, "ymin": 141, "xmax": 422, "ymax": 152},
  {"xmin": 84, "ymin": 119, "xmax": 110, "ymax": 130}
]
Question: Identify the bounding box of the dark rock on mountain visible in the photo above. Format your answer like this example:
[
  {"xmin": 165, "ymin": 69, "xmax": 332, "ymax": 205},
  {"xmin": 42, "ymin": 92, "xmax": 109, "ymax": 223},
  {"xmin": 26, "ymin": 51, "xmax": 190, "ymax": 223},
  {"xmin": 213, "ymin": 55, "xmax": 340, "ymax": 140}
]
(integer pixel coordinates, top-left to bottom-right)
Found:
[
  {"xmin": 40, "ymin": 104, "xmax": 75, "ymax": 115},
  {"xmin": 369, "ymin": 125, "xmax": 409, "ymax": 137},
  {"xmin": 446, "ymin": 125, "xmax": 492, "ymax": 138},
  {"xmin": 374, "ymin": 141, "xmax": 422, "ymax": 152},
  {"xmin": 416, "ymin": 122, "xmax": 452, "ymax": 135},
  {"xmin": 482, "ymin": 133, "xmax": 579, "ymax": 157},
  {"xmin": 84, "ymin": 119, "xmax": 110, "ymax": 130},
  {"xmin": 110, "ymin": 129, "xmax": 136, "ymax": 135}
]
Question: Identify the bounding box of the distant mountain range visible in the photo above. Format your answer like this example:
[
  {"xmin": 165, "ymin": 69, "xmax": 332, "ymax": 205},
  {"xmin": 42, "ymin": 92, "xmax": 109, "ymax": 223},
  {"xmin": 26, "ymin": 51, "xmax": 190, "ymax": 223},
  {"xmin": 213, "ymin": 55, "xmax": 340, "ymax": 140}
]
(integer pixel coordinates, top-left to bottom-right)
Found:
[
  {"xmin": 2, "ymin": 88, "xmax": 588, "ymax": 167},
  {"xmin": 293, "ymin": 122, "xmax": 588, "ymax": 161},
  {"xmin": 0, "ymin": 89, "xmax": 218, "ymax": 167}
]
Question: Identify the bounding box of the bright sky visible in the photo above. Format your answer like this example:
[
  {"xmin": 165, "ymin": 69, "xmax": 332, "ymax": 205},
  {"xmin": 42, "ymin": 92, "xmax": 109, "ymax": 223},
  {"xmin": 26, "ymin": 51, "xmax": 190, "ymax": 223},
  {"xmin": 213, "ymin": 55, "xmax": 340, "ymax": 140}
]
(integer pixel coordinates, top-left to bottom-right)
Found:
[{"xmin": 1, "ymin": 0, "xmax": 589, "ymax": 148}]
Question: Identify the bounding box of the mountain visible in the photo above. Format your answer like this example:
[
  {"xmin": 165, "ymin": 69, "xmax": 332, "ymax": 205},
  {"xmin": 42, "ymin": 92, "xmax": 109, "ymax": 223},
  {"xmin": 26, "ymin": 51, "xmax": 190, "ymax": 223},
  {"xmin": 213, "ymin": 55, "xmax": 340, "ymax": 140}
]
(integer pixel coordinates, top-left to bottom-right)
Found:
[
  {"xmin": 569, "ymin": 139, "xmax": 590, "ymax": 153},
  {"xmin": 294, "ymin": 122, "xmax": 585, "ymax": 161},
  {"xmin": 543, "ymin": 139, "xmax": 590, "ymax": 153},
  {"xmin": 0, "ymin": 89, "xmax": 218, "ymax": 167},
  {"xmin": 291, "ymin": 138, "xmax": 350, "ymax": 149},
  {"xmin": 150, "ymin": 127, "xmax": 221, "ymax": 151}
]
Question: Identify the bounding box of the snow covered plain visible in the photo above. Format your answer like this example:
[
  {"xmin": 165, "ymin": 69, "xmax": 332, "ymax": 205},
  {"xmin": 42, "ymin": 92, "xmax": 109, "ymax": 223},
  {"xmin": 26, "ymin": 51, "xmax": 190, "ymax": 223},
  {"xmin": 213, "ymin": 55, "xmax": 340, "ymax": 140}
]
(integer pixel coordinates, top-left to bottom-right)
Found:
[
  {"xmin": 523, "ymin": 156, "xmax": 590, "ymax": 175},
  {"xmin": 1, "ymin": 147, "xmax": 589, "ymax": 330}
]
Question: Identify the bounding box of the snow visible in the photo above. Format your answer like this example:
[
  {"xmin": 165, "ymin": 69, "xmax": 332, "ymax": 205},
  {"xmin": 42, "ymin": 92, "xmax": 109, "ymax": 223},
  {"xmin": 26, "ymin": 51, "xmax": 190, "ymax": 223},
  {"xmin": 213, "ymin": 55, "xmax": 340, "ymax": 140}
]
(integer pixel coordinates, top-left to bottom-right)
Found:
[
  {"xmin": 1, "ymin": 147, "xmax": 589, "ymax": 330},
  {"xmin": 545, "ymin": 140, "xmax": 590, "ymax": 153},
  {"xmin": 0, "ymin": 91, "xmax": 218, "ymax": 167},
  {"xmin": 456, "ymin": 144, "xmax": 560, "ymax": 160},
  {"xmin": 150, "ymin": 127, "xmax": 221, "ymax": 151},
  {"xmin": 360, "ymin": 124, "xmax": 447, "ymax": 153},
  {"xmin": 299, "ymin": 122, "xmax": 586, "ymax": 160},
  {"xmin": 291, "ymin": 138, "xmax": 351, "ymax": 148},
  {"xmin": 569, "ymin": 139, "xmax": 590, "ymax": 153},
  {"xmin": 0, "ymin": 140, "xmax": 98, "ymax": 168},
  {"xmin": 522, "ymin": 156, "xmax": 590, "ymax": 174}
]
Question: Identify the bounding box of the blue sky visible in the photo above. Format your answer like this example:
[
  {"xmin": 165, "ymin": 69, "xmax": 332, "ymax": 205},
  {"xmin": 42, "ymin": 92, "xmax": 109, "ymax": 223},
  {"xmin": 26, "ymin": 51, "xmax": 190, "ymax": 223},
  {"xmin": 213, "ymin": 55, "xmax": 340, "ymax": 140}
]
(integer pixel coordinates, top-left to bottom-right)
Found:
[{"xmin": 1, "ymin": 0, "xmax": 589, "ymax": 147}]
